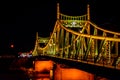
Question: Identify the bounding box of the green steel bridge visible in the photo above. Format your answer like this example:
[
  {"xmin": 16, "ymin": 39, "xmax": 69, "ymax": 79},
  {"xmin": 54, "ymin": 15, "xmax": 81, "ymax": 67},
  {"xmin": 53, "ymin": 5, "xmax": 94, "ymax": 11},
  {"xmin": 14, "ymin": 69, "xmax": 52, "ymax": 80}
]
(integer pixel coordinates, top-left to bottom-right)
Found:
[{"xmin": 32, "ymin": 3, "xmax": 120, "ymax": 79}]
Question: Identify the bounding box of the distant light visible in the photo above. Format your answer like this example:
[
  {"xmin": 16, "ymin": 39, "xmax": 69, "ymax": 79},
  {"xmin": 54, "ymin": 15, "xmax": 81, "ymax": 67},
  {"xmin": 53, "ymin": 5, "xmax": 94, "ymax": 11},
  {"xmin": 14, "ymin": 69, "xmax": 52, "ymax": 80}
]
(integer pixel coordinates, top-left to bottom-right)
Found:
[
  {"xmin": 30, "ymin": 50, "xmax": 32, "ymax": 54},
  {"xmin": 10, "ymin": 44, "xmax": 14, "ymax": 48},
  {"xmin": 18, "ymin": 52, "xmax": 32, "ymax": 58}
]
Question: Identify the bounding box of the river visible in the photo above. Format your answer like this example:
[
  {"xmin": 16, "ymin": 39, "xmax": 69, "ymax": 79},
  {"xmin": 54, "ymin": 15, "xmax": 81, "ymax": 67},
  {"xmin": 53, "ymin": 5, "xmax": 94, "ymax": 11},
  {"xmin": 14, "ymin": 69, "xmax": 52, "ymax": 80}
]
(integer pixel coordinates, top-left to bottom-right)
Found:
[{"xmin": 0, "ymin": 57, "xmax": 110, "ymax": 80}]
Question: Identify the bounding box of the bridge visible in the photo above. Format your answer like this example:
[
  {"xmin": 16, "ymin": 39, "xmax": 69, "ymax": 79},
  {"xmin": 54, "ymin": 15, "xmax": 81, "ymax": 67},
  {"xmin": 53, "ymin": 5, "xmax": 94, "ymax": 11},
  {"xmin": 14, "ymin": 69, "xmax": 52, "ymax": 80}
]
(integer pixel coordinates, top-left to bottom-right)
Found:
[{"xmin": 32, "ymin": 3, "xmax": 120, "ymax": 79}]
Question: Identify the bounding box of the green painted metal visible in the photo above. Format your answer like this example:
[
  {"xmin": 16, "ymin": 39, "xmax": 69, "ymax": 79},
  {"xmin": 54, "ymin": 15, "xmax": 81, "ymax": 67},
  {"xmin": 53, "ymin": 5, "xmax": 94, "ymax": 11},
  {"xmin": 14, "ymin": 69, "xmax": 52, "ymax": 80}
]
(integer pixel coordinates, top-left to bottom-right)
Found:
[
  {"xmin": 65, "ymin": 31, "xmax": 69, "ymax": 58},
  {"xmin": 59, "ymin": 28, "xmax": 64, "ymax": 57},
  {"xmin": 76, "ymin": 37, "xmax": 81, "ymax": 59},
  {"xmin": 38, "ymin": 37, "xmax": 49, "ymax": 43},
  {"xmin": 83, "ymin": 37, "xmax": 93, "ymax": 60}
]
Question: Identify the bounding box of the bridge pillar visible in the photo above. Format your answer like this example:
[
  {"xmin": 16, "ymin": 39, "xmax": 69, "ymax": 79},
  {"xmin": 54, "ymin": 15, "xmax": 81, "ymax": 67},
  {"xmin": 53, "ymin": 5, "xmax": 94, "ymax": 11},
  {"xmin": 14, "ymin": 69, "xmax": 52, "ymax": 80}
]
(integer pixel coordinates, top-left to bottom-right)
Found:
[{"xmin": 87, "ymin": 4, "xmax": 90, "ymax": 34}]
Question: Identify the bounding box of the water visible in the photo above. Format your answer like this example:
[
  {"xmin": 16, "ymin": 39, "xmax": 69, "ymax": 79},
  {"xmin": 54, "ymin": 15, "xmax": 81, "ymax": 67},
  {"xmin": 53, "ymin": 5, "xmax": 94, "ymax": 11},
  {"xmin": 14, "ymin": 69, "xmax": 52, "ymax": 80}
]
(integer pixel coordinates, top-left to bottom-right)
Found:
[
  {"xmin": 0, "ymin": 70, "xmax": 29, "ymax": 80},
  {"xmin": 0, "ymin": 57, "xmax": 30, "ymax": 80},
  {"xmin": 0, "ymin": 57, "xmax": 110, "ymax": 80},
  {"xmin": 32, "ymin": 60, "xmax": 109, "ymax": 80}
]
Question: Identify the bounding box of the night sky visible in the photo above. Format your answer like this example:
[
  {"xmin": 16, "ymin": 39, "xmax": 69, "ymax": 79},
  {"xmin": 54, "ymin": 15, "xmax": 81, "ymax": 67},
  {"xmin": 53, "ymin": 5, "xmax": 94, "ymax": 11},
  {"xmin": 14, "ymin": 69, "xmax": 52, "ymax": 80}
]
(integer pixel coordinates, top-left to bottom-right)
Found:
[{"xmin": 0, "ymin": 0, "xmax": 119, "ymax": 54}]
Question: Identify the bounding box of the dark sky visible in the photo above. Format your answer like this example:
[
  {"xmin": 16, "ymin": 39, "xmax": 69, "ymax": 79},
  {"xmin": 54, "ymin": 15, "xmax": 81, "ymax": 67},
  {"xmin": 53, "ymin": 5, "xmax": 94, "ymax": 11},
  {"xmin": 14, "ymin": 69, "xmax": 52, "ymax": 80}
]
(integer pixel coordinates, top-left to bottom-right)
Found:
[{"xmin": 0, "ymin": 0, "xmax": 119, "ymax": 54}]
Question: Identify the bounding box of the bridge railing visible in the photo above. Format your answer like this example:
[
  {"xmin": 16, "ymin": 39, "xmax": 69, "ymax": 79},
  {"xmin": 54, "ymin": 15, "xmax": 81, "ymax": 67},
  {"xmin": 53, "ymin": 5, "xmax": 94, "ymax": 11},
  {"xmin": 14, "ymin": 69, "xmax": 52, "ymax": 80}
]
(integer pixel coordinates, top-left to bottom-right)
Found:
[{"xmin": 59, "ymin": 13, "xmax": 87, "ymax": 21}]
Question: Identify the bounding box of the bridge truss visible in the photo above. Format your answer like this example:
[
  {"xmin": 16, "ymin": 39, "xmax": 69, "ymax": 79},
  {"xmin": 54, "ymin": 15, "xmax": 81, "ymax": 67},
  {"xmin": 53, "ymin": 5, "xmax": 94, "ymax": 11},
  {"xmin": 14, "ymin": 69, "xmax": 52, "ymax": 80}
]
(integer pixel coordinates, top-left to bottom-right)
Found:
[{"xmin": 32, "ymin": 3, "xmax": 120, "ymax": 69}]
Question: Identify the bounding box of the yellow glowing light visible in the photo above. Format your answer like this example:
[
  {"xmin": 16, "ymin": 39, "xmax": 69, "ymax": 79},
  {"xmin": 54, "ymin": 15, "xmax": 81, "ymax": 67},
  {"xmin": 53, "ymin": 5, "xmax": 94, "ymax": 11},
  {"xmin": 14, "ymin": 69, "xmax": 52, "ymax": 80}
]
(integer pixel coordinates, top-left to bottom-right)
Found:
[{"xmin": 34, "ymin": 60, "xmax": 53, "ymax": 72}]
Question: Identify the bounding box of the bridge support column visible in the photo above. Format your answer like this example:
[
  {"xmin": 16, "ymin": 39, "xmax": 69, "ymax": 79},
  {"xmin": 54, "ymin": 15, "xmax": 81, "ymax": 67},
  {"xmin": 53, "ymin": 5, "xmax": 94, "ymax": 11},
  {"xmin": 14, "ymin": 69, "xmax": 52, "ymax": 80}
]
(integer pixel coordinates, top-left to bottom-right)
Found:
[{"xmin": 65, "ymin": 32, "xmax": 69, "ymax": 58}]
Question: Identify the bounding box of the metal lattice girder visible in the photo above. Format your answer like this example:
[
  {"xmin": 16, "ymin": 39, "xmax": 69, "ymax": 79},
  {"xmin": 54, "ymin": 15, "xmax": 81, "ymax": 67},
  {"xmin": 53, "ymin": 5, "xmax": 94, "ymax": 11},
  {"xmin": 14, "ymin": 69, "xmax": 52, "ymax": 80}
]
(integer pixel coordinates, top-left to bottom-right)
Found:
[
  {"xmin": 55, "ymin": 24, "xmax": 60, "ymax": 55},
  {"xmin": 83, "ymin": 37, "xmax": 93, "ymax": 60},
  {"xmin": 90, "ymin": 39, "xmax": 95, "ymax": 58},
  {"xmin": 70, "ymin": 34, "xmax": 76, "ymax": 58},
  {"xmin": 64, "ymin": 31, "xmax": 69, "ymax": 58},
  {"xmin": 59, "ymin": 28, "xmax": 64, "ymax": 57},
  {"xmin": 38, "ymin": 37, "xmax": 50, "ymax": 43},
  {"xmin": 94, "ymin": 40, "xmax": 106, "ymax": 63},
  {"xmin": 75, "ymin": 37, "xmax": 81, "ymax": 59}
]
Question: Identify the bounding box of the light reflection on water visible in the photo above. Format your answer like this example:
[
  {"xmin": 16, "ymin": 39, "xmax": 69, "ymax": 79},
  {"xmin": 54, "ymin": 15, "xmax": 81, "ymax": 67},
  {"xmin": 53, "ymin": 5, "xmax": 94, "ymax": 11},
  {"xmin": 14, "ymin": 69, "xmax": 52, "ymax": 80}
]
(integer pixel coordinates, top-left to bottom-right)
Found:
[
  {"xmin": 32, "ymin": 78, "xmax": 50, "ymax": 80},
  {"xmin": 0, "ymin": 58, "xmax": 109, "ymax": 80},
  {"xmin": 54, "ymin": 64, "xmax": 94, "ymax": 80},
  {"xmin": 32, "ymin": 60, "xmax": 109, "ymax": 80}
]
